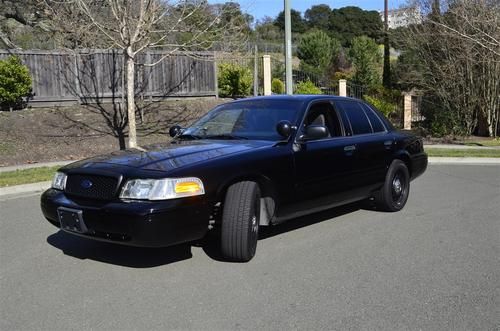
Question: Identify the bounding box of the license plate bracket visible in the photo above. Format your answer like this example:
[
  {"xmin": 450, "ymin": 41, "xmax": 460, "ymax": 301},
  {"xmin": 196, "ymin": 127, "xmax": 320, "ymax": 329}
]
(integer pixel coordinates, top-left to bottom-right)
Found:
[{"xmin": 57, "ymin": 207, "xmax": 88, "ymax": 234}]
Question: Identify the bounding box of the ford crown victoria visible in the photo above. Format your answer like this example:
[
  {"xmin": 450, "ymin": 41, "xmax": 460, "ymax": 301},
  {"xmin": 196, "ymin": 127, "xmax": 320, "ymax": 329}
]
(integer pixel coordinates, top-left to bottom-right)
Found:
[{"xmin": 41, "ymin": 95, "xmax": 427, "ymax": 262}]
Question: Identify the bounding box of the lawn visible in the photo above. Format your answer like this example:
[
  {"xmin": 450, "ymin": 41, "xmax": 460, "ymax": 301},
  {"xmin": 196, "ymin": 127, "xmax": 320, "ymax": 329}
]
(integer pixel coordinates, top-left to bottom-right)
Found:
[
  {"xmin": 426, "ymin": 148, "xmax": 500, "ymax": 158},
  {"xmin": 0, "ymin": 166, "xmax": 60, "ymax": 187},
  {"xmin": 463, "ymin": 139, "xmax": 500, "ymax": 147}
]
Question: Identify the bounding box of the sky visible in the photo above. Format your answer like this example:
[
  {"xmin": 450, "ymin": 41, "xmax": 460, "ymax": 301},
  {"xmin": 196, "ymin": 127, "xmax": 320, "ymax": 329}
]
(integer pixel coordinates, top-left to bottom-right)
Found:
[{"xmin": 208, "ymin": 0, "xmax": 407, "ymax": 21}]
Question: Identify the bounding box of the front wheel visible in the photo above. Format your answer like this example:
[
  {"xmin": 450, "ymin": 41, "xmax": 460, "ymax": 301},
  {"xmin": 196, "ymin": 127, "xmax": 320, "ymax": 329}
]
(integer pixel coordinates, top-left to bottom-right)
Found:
[
  {"xmin": 376, "ymin": 160, "xmax": 410, "ymax": 212},
  {"xmin": 221, "ymin": 181, "xmax": 261, "ymax": 262}
]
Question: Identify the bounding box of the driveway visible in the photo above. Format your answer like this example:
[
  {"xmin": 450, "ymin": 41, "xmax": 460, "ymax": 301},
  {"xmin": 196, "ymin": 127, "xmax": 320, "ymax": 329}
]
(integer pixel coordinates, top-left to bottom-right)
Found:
[{"xmin": 1, "ymin": 165, "xmax": 499, "ymax": 330}]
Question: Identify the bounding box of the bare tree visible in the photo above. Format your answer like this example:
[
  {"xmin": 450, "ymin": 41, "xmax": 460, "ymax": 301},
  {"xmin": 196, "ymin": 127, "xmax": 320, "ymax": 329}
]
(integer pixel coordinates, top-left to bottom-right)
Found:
[
  {"xmin": 395, "ymin": 0, "xmax": 499, "ymax": 136},
  {"xmin": 42, "ymin": 0, "xmax": 246, "ymax": 148}
]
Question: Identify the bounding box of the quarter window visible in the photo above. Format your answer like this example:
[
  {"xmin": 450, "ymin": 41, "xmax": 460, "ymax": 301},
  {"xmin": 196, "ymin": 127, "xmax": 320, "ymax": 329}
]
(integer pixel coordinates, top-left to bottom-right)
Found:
[
  {"xmin": 335, "ymin": 100, "xmax": 372, "ymax": 135},
  {"xmin": 362, "ymin": 104, "xmax": 386, "ymax": 133}
]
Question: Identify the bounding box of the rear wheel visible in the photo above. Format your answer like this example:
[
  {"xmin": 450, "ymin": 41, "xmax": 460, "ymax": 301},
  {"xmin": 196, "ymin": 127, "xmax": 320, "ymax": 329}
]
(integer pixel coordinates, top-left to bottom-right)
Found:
[
  {"xmin": 221, "ymin": 181, "xmax": 261, "ymax": 262},
  {"xmin": 376, "ymin": 160, "xmax": 410, "ymax": 212}
]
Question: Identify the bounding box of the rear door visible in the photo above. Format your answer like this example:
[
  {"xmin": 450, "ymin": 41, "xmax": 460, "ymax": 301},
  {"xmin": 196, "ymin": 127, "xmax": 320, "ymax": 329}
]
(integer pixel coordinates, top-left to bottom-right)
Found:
[{"xmin": 334, "ymin": 100, "xmax": 393, "ymax": 191}]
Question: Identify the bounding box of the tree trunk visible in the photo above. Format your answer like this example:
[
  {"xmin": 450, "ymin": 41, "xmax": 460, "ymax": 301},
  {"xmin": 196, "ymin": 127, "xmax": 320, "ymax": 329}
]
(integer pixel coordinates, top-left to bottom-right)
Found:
[{"xmin": 126, "ymin": 49, "xmax": 137, "ymax": 148}]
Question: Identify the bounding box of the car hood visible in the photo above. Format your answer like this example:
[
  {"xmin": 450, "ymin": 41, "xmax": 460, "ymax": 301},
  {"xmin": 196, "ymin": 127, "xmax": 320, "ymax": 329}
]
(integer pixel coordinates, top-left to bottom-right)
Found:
[{"xmin": 62, "ymin": 140, "xmax": 273, "ymax": 173}]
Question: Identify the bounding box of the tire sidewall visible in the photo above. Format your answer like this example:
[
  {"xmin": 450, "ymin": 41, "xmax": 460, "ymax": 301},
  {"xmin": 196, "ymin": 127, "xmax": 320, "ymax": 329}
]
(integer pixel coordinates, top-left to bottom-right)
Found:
[
  {"xmin": 220, "ymin": 181, "xmax": 261, "ymax": 262},
  {"xmin": 383, "ymin": 160, "xmax": 410, "ymax": 212}
]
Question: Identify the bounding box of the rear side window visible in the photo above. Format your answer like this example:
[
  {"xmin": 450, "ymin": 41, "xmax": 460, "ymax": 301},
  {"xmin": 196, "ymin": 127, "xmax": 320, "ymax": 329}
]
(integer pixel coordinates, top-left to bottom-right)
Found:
[
  {"xmin": 336, "ymin": 100, "xmax": 372, "ymax": 135},
  {"xmin": 362, "ymin": 104, "xmax": 386, "ymax": 132}
]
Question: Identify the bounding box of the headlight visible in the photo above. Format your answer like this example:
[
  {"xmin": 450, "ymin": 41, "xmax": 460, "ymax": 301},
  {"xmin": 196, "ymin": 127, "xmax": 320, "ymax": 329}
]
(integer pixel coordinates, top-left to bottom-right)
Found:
[
  {"xmin": 120, "ymin": 177, "xmax": 205, "ymax": 201},
  {"xmin": 51, "ymin": 172, "xmax": 67, "ymax": 190}
]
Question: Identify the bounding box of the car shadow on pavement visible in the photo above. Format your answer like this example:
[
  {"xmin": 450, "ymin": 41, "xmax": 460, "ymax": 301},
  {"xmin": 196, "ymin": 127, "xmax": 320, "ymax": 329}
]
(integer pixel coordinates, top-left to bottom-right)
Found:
[
  {"xmin": 47, "ymin": 201, "xmax": 365, "ymax": 266},
  {"xmin": 47, "ymin": 231, "xmax": 192, "ymax": 268},
  {"xmin": 259, "ymin": 202, "xmax": 362, "ymax": 240}
]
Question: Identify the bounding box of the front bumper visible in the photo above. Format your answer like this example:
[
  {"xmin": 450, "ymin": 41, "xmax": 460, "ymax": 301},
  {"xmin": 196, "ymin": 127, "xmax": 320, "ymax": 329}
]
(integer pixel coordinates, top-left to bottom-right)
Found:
[{"xmin": 41, "ymin": 189, "xmax": 211, "ymax": 247}]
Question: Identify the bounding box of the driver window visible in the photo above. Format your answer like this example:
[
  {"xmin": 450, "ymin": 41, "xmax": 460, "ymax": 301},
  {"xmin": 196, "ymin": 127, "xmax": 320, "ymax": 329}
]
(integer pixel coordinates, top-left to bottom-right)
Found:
[{"xmin": 304, "ymin": 102, "xmax": 342, "ymax": 138}]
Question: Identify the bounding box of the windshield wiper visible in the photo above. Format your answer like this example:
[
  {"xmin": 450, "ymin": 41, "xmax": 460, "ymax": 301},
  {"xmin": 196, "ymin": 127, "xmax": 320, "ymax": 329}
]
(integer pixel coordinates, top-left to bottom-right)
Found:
[{"xmin": 204, "ymin": 134, "xmax": 249, "ymax": 140}]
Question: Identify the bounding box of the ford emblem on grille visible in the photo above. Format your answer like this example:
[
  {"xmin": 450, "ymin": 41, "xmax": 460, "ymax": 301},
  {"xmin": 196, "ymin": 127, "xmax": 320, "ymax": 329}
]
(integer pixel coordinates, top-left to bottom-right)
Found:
[{"xmin": 80, "ymin": 179, "xmax": 93, "ymax": 189}]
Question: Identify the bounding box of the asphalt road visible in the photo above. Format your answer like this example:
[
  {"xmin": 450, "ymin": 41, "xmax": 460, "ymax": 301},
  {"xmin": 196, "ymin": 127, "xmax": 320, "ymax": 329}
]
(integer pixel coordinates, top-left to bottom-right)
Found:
[{"xmin": 1, "ymin": 165, "xmax": 499, "ymax": 330}]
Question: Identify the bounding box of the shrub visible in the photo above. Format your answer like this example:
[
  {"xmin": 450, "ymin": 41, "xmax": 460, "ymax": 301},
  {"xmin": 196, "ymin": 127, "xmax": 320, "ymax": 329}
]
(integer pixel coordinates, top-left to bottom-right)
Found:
[
  {"xmin": 294, "ymin": 80, "xmax": 322, "ymax": 95},
  {"xmin": 0, "ymin": 56, "xmax": 32, "ymax": 110},
  {"xmin": 271, "ymin": 78, "xmax": 285, "ymax": 94},
  {"xmin": 363, "ymin": 95, "xmax": 396, "ymax": 118},
  {"xmin": 218, "ymin": 63, "xmax": 252, "ymax": 98}
]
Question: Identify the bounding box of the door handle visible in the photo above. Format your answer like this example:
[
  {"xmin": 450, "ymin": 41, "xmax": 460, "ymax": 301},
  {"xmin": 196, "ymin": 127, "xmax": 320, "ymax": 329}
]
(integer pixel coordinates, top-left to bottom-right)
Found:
[
  {"xmin": 384, "ymin": 140, "xmax": 393, "ymax": 149},
  {"xmin": 344, "ymin": 145, "xmax": 356, "ymax": 152}
]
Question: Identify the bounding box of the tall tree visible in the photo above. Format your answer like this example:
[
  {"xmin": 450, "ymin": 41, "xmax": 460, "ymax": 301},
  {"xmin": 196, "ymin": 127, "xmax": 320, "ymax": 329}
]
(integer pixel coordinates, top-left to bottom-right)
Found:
[
  {"xmin": 304, "ymin": 4, "xmax": 331, "ymax": 31},
  {"xmin": 274, "ymin": 9, "xmax": 307, "ymax": 34},
  {"xmin": 329, "ymin": 7, "xmax": 383, "ymax": 47},
  {"xmin": 42, "ymin": 0, "xmax": 245, "ymax": 148},
  {"xmin": 297, "ymin": 30, "xmax": 341, "ymax": 78},
  {"xmin": 349, "ymin": 36, "xmax": 382, "ymax": 87}
]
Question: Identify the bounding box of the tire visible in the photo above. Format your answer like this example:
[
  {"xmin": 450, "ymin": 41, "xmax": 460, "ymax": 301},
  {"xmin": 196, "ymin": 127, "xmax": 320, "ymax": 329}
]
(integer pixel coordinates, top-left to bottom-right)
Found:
[
  {"xmin": 376, "ymin": 160, "xmax": 410, "ymax": 212},
  {"xmin": 221, "ymin": 181, "xmax": 261, "ymax": 262}
]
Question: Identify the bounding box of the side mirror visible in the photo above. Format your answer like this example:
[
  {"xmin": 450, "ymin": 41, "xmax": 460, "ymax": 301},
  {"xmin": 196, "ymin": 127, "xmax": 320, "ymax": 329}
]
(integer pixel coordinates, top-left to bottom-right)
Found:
[
  {"xmin": 169, "ymin": 125, "xmax": 183, "ymax": 138},
  {"xmin": 276, "ymin": 120, "xmax": 293, "ymax": 138},
  {"xmin": 300, "ymin": 125, "xmax": 328, "ymax": 141}
]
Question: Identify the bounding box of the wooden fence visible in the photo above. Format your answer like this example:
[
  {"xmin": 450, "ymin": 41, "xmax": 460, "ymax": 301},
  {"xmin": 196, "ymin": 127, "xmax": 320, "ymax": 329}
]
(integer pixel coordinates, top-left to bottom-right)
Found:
[{"xmin": 0, "ymin": 49, "xmax": 217, "ymax": 107}]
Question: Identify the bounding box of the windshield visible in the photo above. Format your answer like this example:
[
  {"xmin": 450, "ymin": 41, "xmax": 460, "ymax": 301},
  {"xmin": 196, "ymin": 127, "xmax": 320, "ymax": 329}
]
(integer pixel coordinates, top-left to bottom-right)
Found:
[{"xmin": 181, "ymin": 100, "xmax": 302, "ymax": 141}]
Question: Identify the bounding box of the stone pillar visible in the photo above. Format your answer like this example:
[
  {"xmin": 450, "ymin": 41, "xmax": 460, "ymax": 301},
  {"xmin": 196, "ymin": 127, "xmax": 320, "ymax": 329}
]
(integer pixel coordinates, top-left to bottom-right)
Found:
[
  {"xmin": 403, "ymin": 93, "xmax": 412, "ymax": 130},
  {"xmin": 262, "ymin": 55, "xmax": 272, "ymax": 96},
  {"xmin": 339, "ymin": 79, "xmax": 347, "ymax": 97}
]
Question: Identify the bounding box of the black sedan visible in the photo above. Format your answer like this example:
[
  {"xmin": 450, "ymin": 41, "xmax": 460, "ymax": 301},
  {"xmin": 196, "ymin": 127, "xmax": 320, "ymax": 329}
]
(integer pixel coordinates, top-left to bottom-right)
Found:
[{"xmin": 41, "ymin": 96, "xmax": 427, "ymax": 262}]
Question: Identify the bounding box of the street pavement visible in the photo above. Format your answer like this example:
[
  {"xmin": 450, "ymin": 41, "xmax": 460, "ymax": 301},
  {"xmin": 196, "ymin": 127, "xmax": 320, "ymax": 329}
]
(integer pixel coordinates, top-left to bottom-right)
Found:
[{"xmin": 1, "ymin": 165, "xmax": 499, "ymax": 330}]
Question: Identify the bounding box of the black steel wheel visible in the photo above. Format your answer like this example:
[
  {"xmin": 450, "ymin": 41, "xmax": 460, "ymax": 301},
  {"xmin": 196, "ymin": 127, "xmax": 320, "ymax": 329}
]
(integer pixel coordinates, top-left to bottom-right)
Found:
[
  {"xmin": 221, "ymin": 181, "xmax": 261, "ymax": 262},
  {"xmin": 376, "ymin": 160, "xmax": 410, "ymax": 212}
]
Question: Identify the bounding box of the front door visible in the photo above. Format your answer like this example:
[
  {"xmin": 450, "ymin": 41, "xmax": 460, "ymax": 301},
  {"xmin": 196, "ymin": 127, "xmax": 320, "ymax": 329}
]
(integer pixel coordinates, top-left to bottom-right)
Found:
[{"xmin": 278, "ymin": 101, "xmax": 358, "ymax": 220}]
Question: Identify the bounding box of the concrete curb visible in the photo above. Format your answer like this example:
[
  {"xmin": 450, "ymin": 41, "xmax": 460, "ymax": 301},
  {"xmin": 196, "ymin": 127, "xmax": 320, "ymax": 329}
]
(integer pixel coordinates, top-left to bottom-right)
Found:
[
  {"xmin": 0, "ymin": 161, "xmax": 70, "ymax": 173},
  {"xmin": 0, "ymin": 181, "xmax": 51, "ymax": 198},
  {"xmin": 428, "ymin": 157, "xmax": 500, "ymax": 165},
  {"xmin": 425, "ymin": 144, "xmax": 500, "ymax": 150}
]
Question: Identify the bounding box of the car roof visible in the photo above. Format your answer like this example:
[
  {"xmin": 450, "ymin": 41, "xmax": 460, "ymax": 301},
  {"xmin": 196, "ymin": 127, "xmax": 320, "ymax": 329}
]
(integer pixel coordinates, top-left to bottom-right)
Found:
[{"xmin": 228, "ymin": 95, "xmax": 361, "ymax": 104}]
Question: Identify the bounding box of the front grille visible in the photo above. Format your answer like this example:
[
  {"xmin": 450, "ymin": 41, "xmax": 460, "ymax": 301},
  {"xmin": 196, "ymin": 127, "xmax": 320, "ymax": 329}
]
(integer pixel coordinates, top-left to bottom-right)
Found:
[{"xmin": 65, "ymin": 174, "xmax": 119, "ymax": 200}]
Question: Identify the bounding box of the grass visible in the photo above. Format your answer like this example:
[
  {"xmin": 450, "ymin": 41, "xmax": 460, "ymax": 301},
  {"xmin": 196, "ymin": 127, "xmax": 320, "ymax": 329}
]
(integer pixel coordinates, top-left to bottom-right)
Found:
[
  {"xmin": 463, "ymin": 139, "xmax": 500, "ymax": 147},
  {"xmin": 0, "ymin": 166, "xmax": 60, "ymax": 187},
  {"xmin": 426, "ymin": 148, "xmax": 500, "ymax": 158}
]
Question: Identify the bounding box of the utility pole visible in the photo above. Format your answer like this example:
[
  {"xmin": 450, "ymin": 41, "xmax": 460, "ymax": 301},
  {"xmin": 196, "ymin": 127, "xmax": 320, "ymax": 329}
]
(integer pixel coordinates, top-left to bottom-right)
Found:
[
  {"xmin": 382, "ymin": 0, "xmax": 391, "ymax": 88},
  {"xmin": 284, "ymin": 0, "xmax": 293, "ymax": 95}
]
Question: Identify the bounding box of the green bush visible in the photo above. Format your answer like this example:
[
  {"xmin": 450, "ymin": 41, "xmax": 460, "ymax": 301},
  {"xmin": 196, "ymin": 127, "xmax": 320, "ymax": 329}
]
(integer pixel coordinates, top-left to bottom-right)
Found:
[
  {"xmin": 294, "ymin": 80, "xmax": 322, "ymax": 95},
  {"xmin": 0, "ymin": 56, "xmax": 32, "ymax": 110},
  {"xmin": 272, "ymin": 78, "xmax": 285, "ymax": 94},
  {"xmin": 218, "ymin": 63, "xmax": 253, "ymax": 98},
  {"xmin": 363, "ymin": 95, "xmax": 396, "ymax": 118}
]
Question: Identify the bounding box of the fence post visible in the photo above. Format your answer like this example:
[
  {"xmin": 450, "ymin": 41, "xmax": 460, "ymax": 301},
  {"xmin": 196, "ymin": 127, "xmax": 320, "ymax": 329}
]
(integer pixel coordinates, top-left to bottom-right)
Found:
[
  {"xmin": 403, "ymin": 92, "xmax": 412, "ymax": 130},
  {"xmin": 213, "ymin": 52, "xmax": 219, "ymax": 99},
  {"xmin": 262, "ymin": 55, "xmax": 271, "ymax": 96},
  {"xmin": 253, "ymin": 45, "xmax": 258, "ymax": 97},
  {"xmin": 339, "ymin": 79, "xmax": 347, "ymax": 97}
]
